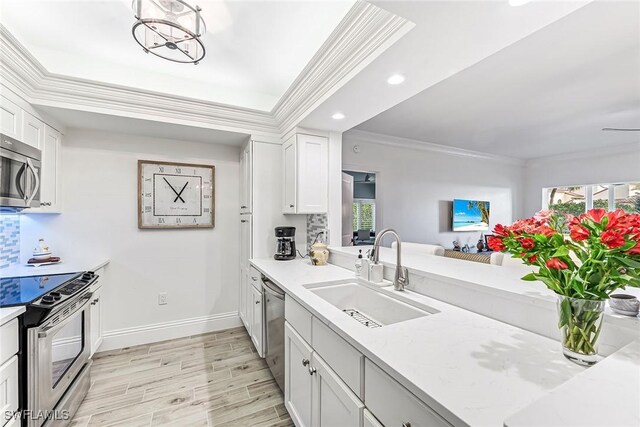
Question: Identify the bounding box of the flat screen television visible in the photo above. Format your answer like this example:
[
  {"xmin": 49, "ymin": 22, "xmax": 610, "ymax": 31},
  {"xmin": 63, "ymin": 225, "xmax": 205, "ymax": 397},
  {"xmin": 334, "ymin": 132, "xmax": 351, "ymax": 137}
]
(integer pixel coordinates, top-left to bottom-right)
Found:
[{"xmin": 452, "ymin": 199, "xmax": 490, "ymax": 231}]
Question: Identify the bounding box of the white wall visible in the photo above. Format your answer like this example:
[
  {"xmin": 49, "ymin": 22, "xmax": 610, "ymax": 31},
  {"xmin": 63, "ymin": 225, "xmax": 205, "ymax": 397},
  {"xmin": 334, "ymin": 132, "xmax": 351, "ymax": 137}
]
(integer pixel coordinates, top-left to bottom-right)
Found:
[
  {"xmin": 523, "ymin": 143, "xmax": 640, "ymax": 216},
  {"xmin": 20, "ymin": 129, "xmax": 242, "ymax": 349},
  {"xmin": 342, "ymin": 133, "xmax": 525, "ymax": 248}
]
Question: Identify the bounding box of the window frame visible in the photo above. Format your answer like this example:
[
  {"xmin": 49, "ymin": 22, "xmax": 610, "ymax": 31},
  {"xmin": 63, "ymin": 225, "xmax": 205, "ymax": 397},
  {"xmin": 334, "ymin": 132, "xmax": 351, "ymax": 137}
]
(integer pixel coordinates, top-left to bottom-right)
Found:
[{"xmin": 542, "ymin": 182, "xmax": 639, "ymax": 213}]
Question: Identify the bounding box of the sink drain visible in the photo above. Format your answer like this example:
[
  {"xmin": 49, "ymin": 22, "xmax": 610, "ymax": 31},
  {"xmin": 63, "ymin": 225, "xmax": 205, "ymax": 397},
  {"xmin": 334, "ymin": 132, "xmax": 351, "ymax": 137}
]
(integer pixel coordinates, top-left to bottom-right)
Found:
[{"xmin": 342, "ymin": 308, "xmax": 382, "ymax": 328}]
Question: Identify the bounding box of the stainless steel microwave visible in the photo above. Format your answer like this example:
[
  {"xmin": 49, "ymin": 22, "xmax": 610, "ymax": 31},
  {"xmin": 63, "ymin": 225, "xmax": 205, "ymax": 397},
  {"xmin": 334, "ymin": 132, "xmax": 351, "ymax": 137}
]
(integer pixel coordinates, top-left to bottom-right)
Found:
[{"xmin": 0, "ymin": 133, "xmax": 41, "ymax": 211}]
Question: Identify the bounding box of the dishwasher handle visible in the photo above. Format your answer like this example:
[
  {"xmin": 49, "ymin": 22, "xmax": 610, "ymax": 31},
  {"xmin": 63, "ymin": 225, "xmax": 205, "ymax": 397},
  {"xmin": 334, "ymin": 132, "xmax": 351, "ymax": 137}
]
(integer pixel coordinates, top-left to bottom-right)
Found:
[{"xmin": 262, "ymin": 277, "xmax": 285, "ymax": 300}]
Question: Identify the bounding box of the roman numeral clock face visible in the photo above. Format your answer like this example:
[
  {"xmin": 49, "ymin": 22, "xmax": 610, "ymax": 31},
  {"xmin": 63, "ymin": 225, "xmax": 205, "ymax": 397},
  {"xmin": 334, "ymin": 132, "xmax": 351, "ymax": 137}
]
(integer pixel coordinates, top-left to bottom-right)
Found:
[{"xmin": 138, "ymin": 160, "xmax": 215, "ymax": 229}]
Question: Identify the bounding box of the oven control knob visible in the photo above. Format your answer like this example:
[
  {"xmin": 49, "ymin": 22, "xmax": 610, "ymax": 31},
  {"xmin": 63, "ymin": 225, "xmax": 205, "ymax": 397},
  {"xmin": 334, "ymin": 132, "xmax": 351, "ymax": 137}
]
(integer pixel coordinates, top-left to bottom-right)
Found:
[
  {"xmin": 41, "ymin": 295, "xmax": 55, "ymax": 304},
  {"xmin": 82, "ymin": 272, "xmax": 94, "ymax": 280},
  {"xmin": 50, "ymin": 292, "xmax": 62, "ymax": 300}
]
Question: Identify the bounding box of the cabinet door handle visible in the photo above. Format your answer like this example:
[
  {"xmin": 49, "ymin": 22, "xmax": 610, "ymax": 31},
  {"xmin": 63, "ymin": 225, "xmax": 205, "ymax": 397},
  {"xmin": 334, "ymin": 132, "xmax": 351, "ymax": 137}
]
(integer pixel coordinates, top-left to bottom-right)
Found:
[
  {"xmin": 91, "ymin": 297, "xmax": 100, "ymax": 305},
  {"xmin": 251, "ymin": 277, "xmax": 258, "ymax": 281},
  {"xmin": 301, "ymin": 358, "xmax": 309, "ymax": 367},
  {"xmin": 289, "ymin": 204, "xmax": 294, "ymax": 208},
  {"xmin": 241, "ymin": 205, "xmax": 247, "ymax": 209},
  {"xmin": 308, "ymin": 367, "xmax": 316, "ymax": 375},
  {"xmin": 402, "ymin": 423, "xmax": 411, "ymax": 427},
  {"xmin": 255, "ymin": 300, "xmax": 260, "ymax": 305},
  {"xmin": 241, "ymin": 220, "xmax": 247, "ymax": 223}
]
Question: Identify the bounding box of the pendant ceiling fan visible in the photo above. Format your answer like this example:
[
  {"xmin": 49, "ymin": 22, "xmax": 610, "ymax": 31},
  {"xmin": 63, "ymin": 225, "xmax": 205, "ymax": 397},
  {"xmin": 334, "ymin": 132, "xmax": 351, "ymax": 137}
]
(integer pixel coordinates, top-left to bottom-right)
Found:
[{"xmin": 602, "ymin": 128, "xmax": 640, "ymax": 131}]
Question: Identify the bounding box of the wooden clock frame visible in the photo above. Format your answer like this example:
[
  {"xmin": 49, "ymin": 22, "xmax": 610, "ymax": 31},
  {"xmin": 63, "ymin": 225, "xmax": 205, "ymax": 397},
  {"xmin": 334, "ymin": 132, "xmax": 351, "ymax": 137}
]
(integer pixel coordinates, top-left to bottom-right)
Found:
[{"xmin": 137, "ymin": 160, "xmax": 215, "ymax": 229}]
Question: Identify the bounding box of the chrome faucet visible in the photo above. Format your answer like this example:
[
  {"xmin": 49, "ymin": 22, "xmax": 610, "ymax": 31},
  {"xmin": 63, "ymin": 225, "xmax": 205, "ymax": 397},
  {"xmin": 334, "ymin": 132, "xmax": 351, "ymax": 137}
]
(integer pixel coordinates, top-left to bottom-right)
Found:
[{"xmin": 369, "ymin": 228, "xmax": 409, "ymax": 291}]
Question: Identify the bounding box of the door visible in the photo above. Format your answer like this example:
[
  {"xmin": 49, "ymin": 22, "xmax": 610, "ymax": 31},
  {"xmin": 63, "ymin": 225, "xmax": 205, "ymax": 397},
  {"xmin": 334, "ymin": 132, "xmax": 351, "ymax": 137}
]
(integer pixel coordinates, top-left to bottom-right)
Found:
[
  {"xmin": 240, "ymin": 142, "xmax": 252, "ymax": 214},
  {"xmin": 90, "ymin": 286, "xmax": 103, "ymax": 356},
  {"xmin": 250, "ymin": 284, "xmax": 263, "ymax": 356},
  {"xmin": 285, "ymin": 322, "xmax": 313, "ymax": 427},
  {"xmin": 38, "ymin": 125, "xmax": 61, "ymax": 211},
  {"xmin": 282, "ymin": 137, "xmax": 296, "ymax": 213},
  {"xmin": 22, "ymin": 111, "xmax": 45, "ymax": 149},
  {"xmin": 0, "ymin": 97, "xmax": 23, "ymax": 140},
  {"xmin": 341, "ymin": 173, "xmax": 354, "ymax": 246},
  {"xmin": 297, "ymin": 134, "xmax": 328, "ymax": 214},
  {"xmin": 311, "ymin": 353, "xmax": 364, "ymax": 427}
]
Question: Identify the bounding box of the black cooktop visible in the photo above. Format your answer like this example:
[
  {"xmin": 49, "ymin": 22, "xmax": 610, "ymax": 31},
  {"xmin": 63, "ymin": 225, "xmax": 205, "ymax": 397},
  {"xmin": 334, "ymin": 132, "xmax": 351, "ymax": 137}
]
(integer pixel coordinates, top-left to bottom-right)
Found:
[{"xmin": 0, "ymin": 272, "xmax": 82, "ymax": 308}]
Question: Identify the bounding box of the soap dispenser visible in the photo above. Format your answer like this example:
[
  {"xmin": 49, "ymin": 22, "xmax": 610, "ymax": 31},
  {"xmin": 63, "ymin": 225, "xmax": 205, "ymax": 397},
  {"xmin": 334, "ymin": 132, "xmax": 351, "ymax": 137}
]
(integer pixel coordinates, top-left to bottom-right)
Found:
[{"xmin": 355, "ymin": 250, "xmax": 363, "ymax": 277}]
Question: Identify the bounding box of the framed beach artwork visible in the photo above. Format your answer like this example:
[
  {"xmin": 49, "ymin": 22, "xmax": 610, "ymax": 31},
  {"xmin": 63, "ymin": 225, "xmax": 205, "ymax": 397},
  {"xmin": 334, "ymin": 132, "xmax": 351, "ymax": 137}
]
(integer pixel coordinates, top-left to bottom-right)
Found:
[{"xmin": 452, "ymin": 199, "xmax": 490, "ymax": 231}]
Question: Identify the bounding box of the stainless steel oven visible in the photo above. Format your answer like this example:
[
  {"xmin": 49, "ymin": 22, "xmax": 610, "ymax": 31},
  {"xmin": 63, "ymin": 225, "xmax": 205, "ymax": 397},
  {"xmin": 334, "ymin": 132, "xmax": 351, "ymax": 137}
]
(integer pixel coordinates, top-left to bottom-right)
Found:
[
  {"xmin": 0, "ymin": 133, "xmax": 41, "ymax": 211},
  {"xmin": 26, "ymin": 289, "xmax": 93, "ymax": 427}
]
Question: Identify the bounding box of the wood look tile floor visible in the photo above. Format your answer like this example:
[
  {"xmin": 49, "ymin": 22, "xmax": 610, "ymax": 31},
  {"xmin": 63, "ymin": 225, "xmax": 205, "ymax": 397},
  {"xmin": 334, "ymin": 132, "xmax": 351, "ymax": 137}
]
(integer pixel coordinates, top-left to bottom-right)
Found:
[{"xmin": 69, "ymin": 327, "xmax": 293, "ymax": 427}]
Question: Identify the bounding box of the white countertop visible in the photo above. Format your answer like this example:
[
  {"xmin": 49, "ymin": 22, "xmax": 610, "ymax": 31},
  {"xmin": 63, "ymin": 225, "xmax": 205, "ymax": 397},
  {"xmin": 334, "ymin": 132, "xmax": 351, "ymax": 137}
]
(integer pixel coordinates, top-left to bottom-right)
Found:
[
  {"xmin": 0, "ymin": 258, "xmax": 110, "ymax": 278},
  {"xmin": 250, "ymin": 258, "xmax": 588, "ymax": 427},
  {"xmin": 0, "ymin": 305, "xmax": 25, "ymax": 326}
]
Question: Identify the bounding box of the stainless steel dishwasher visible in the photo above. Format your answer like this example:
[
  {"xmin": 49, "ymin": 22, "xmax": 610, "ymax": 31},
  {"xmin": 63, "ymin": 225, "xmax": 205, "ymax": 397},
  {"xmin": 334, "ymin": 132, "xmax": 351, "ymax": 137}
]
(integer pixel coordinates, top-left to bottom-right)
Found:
[{"xmin": 262, "ymin": 275, "xmax": 285, "ymax": 391}]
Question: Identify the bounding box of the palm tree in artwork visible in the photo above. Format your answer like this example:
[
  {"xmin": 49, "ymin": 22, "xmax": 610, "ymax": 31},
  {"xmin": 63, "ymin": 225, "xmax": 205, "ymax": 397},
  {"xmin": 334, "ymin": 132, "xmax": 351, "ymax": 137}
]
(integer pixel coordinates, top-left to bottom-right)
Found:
[{"xmin": 468, "ymin": 201, "xmax": 490, "ymax": 224}]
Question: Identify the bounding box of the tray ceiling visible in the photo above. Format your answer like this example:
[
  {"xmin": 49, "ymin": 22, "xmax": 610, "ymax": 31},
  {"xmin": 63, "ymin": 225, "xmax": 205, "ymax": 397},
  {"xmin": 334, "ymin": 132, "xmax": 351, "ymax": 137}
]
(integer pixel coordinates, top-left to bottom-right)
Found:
[{"xmin": 0, "ymin": 0, "xmax": 355, "ymax": 111}]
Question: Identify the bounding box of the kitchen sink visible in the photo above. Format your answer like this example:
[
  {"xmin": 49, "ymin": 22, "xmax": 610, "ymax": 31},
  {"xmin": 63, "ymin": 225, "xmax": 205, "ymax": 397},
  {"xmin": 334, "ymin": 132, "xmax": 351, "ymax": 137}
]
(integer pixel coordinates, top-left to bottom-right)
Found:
[{"xmin": 304, "ymin": 280, "xmax": 437, "ymax": 327}]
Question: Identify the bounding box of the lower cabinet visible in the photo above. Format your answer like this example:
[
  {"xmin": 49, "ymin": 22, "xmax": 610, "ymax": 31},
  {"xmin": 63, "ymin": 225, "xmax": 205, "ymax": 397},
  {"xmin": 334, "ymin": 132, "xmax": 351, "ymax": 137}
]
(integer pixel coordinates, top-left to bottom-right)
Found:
[
  {"xmin": 89, "ymin": 285, "xmax": 103, "ymax": 356},
  {"xmin": 284, "ymin": 322, "xmax": 363, "ymax": 427},
  {"xmin": 363, "ymin": 410, "xmax": 383, "ymax": 427},
  {"xmin": 239, "ymin": 270, "xmax": 248, "ymax": 329},
  {"xmin": 250, "ymin": 284, "xmax": 263, "ymax": 357},
  {"xmin": 0, "ymin": 355, "xmax": 18, "ymax": 425}
]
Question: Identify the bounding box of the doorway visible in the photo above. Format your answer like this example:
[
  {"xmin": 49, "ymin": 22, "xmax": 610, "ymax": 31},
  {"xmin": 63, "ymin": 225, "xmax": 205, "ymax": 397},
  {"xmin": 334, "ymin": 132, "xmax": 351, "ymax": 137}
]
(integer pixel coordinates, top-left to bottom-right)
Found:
[{"xmin": 342, "ymin": 170, "xmax": 376, "ymax": 246}]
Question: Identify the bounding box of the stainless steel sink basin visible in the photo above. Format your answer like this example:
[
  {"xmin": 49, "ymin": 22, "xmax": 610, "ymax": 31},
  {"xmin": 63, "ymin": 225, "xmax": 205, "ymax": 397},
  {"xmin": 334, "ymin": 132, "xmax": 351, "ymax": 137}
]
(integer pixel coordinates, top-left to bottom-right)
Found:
[{"xmin": 304, "ymin": 280, "xmax": 437, "ymax": 327}]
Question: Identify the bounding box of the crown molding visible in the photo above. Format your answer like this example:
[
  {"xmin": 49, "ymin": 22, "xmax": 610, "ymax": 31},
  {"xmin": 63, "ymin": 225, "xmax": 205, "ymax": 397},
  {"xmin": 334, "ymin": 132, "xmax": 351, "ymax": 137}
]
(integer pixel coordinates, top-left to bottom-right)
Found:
[
  {"xmin": 345, "ymin": 129, "xmax": 526, "ymax": 166},
  {"xmin": 0, "ymin": 2, "xmax": 412, "ymax": 140},
  {"xmin": 525, "ymin": 140, "xmax": 640, "ymax": 167},
  {"xmin": 272, "ymin": 1, "xmax": 414, "ymax": 135}
]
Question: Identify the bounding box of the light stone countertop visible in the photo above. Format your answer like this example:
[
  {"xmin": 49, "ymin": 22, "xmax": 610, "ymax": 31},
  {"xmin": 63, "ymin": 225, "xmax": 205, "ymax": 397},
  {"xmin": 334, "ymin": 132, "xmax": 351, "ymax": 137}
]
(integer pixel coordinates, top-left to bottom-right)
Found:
[
  {"xmin": 0, "ymin": 305, "xmax": 25, "ymax": 326},
  {"xmin": 0, "ymin": 258, "xmax": 110, "ymax": 278},
  {"xmin": 250, "ymin": 257, "xmax": 589, "ymax": 427}
]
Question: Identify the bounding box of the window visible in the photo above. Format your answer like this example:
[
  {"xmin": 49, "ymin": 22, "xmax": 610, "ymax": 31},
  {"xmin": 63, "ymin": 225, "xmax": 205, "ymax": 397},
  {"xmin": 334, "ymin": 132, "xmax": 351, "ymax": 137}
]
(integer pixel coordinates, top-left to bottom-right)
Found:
[
  {"xmin": 544, "ymin": 182, "xmax": 640, "ymax": 213},
  {"xmin": 353, "ymin": 199, "xmax": 375, "ymax": 232}
]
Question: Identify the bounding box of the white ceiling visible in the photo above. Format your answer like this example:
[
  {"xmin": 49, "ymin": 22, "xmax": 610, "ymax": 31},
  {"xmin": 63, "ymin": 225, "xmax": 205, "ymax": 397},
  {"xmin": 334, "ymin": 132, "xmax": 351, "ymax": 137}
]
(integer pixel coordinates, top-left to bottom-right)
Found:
[
  {"xmin": 351, "ymin": 1, "xmax": 640, "ymax": 159},
  {"xmin": 0, "ymin": 0, "xmax": 354, "ymax": 111}
]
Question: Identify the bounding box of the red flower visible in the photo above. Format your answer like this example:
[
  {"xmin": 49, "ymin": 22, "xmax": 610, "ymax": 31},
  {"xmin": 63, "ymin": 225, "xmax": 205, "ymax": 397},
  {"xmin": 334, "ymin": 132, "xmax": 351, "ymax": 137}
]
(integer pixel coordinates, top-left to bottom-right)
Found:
[
  {"xmin": 601, "ymin": 230, "xmax": 626, "ymax": 249},
  {"xmin": 519, "ymin": 237, "xmax": 536, "ymax": 250},
  {"xmin": 546, "ymin": 258, "xmax": 568, "ymax": 270},
  {"xmin": 569, "ymin": 225, "xmax": 590, "ymax": 241},
  {"xmin": 627, "ymin": 242, "xmax": 640, "ymax": 255},
  {"xmin": 528, "ymin": 254, "xmax": 538, "ymax": 263},
  {"xmin": 534, "ymin": 210, "xmax": 554, "ymax": 222},
  {"xmin": 487, "ymin": 236, "xmax": 506, "ymax": 251},
  {"xmin": 535, "ymin": 225, "xmax": 556, "ymax": 237},
  {"xmin": 586, "ymin": 208, "xmax": 606, "ymax": 224},
  {"xmin": 493, "ymin": 224, "xmax": 510, "ymax": 237}
]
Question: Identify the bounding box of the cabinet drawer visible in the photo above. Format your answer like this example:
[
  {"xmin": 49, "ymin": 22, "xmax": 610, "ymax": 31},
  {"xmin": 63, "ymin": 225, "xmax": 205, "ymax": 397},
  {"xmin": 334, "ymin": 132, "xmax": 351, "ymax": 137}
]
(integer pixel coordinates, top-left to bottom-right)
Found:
[
  {"xmin": 0, "ymin": 319, "xmax": 18, "ymax": 366},
  {"xmin": 312, "ymin": 317, "xmax": 363, "ymax": 399},
  {"xmin": 365, "ymin": 359, "xmax": 451, "ymax": 427},
  {"xmin": 249, "ymin": 267, "xmax": 261, "ymax": 287},
  {"xmin": 285, "ymin": 296, "xmax": 312, "ymax": 343},
  {"xmin": 0, "ymin": 355, "xmax": 19, "ymax": 424}
]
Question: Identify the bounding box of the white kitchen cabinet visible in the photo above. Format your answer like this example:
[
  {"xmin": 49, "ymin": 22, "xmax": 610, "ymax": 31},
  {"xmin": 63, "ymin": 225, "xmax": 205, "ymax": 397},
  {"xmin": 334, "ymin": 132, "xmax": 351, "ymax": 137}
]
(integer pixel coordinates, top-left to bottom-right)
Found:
[
  {"xmin": 21, "ymin": 111, "xmax": 45, "ymax": 149},
  {"xmin": 282, "ymin": 133, "xmax": 328, "ymax": 214},
  {"xmin": 239, "ymin": 271, "xmax": 248, "ymax": 329},
  {"xmin": 240, "ymin": 142, "xmax": 252, "ymax": 214},
  {"xmin": 364, "ymin": 410, "xmax": 383, "ymax": 427},
  {"xmin": 250, "ymin": 284, "xmax": 263, "ymax": 356},
  {"xmin": 312, "ymin": 352, "xmax": 364, "ymax": 427},
  {"xmin": 0, "ymin": 355, "xmax": 19, "ymax": 426},
  {"xmin": 89, "ymin": 285, "xmax": 103, "ymax": 356},
  {"xmin": 0, "ymin": 96, "xmax": 23, "ymax": 140},
  {"xmin": 27, "ymin": 125, "xmax": 62, "ymax": 212},
  {"xmin": 285, "ymin": 322, "xmax": 313, "ymax": 427},
  {"xmin": 240, "ymin": 216, "xmax": 252, "ymax": 271}
]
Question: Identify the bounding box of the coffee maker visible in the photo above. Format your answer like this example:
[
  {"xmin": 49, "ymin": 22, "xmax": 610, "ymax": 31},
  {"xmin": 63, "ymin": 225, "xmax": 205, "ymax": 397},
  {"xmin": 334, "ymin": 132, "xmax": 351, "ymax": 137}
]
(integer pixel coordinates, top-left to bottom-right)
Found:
[{"xmin": 274, "ymin": 226, "xmax": 296, "ymax": 260}]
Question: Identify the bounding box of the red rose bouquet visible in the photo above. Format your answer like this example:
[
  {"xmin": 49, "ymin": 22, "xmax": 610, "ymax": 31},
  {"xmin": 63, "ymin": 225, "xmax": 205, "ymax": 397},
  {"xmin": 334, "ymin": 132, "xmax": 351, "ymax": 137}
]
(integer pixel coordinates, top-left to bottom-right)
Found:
[{"xmin": 489, "ymin": 209, "xmax": 640, "ymax": 364}]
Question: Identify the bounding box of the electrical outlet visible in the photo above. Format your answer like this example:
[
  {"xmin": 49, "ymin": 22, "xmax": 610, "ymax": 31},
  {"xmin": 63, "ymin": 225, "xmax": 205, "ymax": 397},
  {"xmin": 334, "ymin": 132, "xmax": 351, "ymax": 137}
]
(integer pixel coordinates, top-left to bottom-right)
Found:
[{"xmin": 158, "ymin": 293, "xmax": 168, "ymax": 305}]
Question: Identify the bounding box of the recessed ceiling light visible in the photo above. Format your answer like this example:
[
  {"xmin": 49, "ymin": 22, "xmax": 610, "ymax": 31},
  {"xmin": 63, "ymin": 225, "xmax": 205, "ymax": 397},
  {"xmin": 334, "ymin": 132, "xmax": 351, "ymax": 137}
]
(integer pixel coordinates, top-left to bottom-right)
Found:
[
  {"xmin": 509, "ymin": 0, "xmax": 532, "ymax": 6},
  {"xmin": 387, "ymin": 74, "xmax": 405, "ymax": 85},
  {"xmin": 332, "ymin": 112, "xmax": 345, "ymax": 120}
]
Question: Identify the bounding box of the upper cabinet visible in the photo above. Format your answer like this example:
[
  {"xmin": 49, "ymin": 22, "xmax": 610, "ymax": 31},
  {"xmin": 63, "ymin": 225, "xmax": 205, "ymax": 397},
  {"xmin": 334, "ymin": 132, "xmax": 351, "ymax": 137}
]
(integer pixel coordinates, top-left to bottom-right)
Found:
[
  {"xmin": 22, "ymin": 111, "xmax": 45, "ymax": 149},
  {"xmin": 0, "ymin": 97, "xmax": 23, "ymax": 140},
  {"xmin": 282, "ymin": 133, "xmax": 328, "ymax": 214},
  {"xmin": 37, "ymin": 125, "xmax": 62, "ymax": 212},
  {"xmin": 240, "ymin": 142, "xmax": 252, "ymax": 214}
]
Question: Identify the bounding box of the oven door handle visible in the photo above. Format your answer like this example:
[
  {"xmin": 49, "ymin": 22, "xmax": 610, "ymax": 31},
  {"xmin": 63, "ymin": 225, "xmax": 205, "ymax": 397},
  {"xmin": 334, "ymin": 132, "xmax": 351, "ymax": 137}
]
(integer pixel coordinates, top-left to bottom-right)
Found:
[{"xmin": 37, "ymin": 292, "xmax": 93, "ymax": 338}]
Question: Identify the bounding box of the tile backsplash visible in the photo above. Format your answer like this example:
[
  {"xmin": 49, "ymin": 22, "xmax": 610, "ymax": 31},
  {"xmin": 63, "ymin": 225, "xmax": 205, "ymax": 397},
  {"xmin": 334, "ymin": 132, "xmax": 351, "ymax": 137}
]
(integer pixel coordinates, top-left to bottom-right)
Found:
[
  {"xmin": 0, "ymin": 215, "xmax": 21, "ymax": 269},
  {"xmin": 306, "ymin": 214, "xmax": 328, "ymax": 248}
]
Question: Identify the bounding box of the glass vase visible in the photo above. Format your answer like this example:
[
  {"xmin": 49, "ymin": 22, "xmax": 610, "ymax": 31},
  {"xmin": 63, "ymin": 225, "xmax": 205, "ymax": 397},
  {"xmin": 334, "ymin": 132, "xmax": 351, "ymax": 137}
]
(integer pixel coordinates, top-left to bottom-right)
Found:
[{"xmin": 556, "ymin": 295, "xmax": 605, "ymax": 366}]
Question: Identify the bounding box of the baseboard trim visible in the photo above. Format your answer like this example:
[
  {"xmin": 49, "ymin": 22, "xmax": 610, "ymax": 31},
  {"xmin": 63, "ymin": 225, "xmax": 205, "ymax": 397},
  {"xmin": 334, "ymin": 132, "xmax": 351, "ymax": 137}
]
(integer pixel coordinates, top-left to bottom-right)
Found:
[{"xmin": 99, "ymin": 311, "xmax": 242, "ymax": 352}]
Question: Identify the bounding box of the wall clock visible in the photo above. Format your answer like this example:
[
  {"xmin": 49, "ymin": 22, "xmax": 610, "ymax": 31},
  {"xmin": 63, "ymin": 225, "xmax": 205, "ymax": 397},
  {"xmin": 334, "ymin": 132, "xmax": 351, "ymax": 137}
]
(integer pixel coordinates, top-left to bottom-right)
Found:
[{"xmin": 138, "ymin": 160, "xmax": 215, "ymax": 229}]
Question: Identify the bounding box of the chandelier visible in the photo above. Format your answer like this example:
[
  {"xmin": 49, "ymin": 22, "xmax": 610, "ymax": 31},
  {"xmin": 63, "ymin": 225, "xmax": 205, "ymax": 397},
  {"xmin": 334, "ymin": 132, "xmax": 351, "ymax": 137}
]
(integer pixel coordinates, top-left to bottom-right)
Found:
[{"xmin": 132, "ymin": 0, "xmax": 206, "ymax": 64}]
